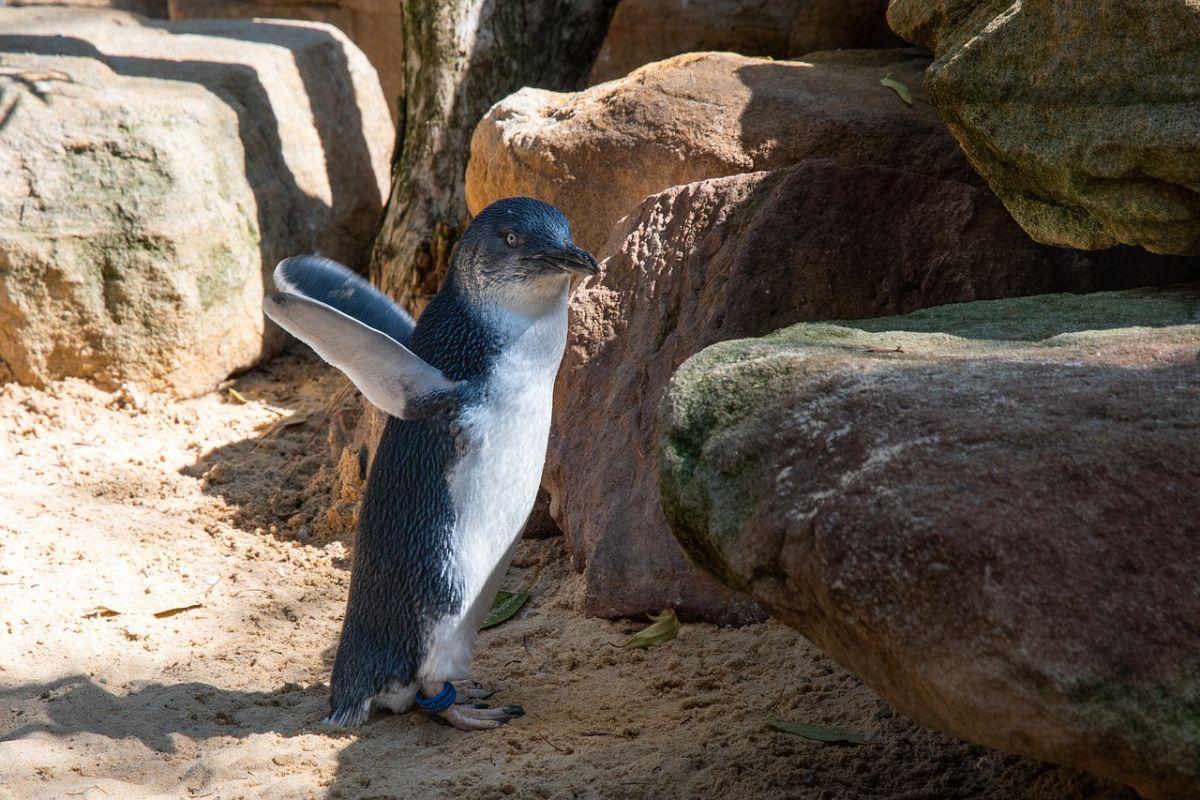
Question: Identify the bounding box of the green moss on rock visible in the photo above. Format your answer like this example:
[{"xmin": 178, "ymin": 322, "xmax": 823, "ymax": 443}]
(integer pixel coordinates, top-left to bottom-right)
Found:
[
  {"xmin": 833, "ymin": 288, "xmax": 1200, "ymax": 342},
  {"xmin": 660, "ymin": 284, "xmax": 1200, "ymax": 580}
]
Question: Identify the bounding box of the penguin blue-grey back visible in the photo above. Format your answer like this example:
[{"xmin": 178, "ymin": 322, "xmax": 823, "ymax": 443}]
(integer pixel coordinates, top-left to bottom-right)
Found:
[{"xmin": 263, "ymin": 196, "xmax": 598, "ymax": 730}]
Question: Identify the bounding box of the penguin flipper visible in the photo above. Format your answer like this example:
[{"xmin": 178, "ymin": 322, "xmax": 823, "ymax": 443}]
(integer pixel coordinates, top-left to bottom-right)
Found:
[
  {"xmin": 264, "ymin": 291, "xmax": 462, "ymax": 420},
  {"xmin": 273, "ymin": 255, "xmax": 416, "ymax": 346}
]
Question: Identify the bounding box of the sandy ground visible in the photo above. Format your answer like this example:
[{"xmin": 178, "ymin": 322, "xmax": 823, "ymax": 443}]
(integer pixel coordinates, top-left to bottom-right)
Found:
[{"xmin": 0, "ymin": 350, "xmax": 1138, "ymax": 800}]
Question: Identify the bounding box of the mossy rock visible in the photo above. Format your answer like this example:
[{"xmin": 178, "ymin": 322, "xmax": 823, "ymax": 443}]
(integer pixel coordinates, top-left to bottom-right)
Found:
[{"xmin": 660, "ymin": 285, "xmax": 1200, "ymax": 798}]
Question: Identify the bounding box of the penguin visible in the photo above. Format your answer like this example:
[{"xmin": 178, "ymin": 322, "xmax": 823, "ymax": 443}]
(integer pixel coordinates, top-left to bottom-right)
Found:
[{"xmin": 263, "ymin": 197, "xmax": 598, "ymax": 730}]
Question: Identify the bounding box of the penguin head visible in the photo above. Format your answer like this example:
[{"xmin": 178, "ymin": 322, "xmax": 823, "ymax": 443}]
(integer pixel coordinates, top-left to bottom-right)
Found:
[{"xmin": 449, "ymin": 197, "xmax": 599, "ymax": 316}]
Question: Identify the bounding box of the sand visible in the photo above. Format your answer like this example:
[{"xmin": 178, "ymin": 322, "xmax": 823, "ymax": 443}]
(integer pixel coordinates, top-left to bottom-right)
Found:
[{"xmin": 0, "ymin": 351, "xmax": 1137, "ymax": 800}]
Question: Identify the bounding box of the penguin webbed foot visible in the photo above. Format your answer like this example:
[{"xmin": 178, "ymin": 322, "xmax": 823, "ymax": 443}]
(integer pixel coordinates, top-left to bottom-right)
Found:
[
  {"xmin": 420, "ymin": 680, "xmax": 524, "ymax": 731},
  {"xmin": 435, "ymin": 702, "xmax": 525, "ymax": 731}
]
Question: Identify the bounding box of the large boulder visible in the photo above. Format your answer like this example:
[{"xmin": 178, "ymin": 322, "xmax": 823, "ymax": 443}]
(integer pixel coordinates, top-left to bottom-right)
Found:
[
  {"xmin": 545, "ymin": 158, "xmax": 1197, "ymax": 623},
  {"xmin": 587, "ymin": 0, "xmax": 900, "ymax": 85},
  {"xmin": 467, "ymin": 49, "xmax": 976, "ymax": 255},
  {"xmin": 659, "ymin": 288, "xmax": 1200, "ymax": 798},
  {"xmin": 167, "ymin": 0, "xmax": 404, "ymax": 124},
  {"xmin": 0, "ymin": 8, "xmax": 392, "ymax": 395},
  {"xmin": 886, "ymin": 0, "xmax": 1200, "ymax": 256}
]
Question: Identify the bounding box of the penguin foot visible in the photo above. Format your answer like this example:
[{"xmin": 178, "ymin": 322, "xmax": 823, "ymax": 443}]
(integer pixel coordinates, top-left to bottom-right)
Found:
[
  {"xmin": 436, "ymin": 702, "xmax": 525, "ymax": 731},
  {"xmin": 451, "ymin": 679, "xmax": 497, "ymax": 704}
]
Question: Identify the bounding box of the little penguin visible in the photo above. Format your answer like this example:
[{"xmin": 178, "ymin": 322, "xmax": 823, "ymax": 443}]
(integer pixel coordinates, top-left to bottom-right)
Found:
[{"xmin": 262, "ymin": 197, "xmax": 598, "ymax": 730}]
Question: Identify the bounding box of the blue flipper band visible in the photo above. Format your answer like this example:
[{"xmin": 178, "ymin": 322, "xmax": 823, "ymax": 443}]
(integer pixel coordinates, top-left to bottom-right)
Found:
[{"xmin": 414, "ymin": 682, "xmax": 456, "ymax": 714}]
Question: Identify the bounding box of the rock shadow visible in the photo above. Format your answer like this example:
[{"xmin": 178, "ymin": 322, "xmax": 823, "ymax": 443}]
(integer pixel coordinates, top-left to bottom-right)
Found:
[
  {"xmin": 182, "ymin": 349, "xmax": 360, "ymax": 547},
  {"xmin": 731, "ymin": 59, "xmax": 1200, "ymax": 317},
  {"xmin": 0, "ymin": 675, "xmax": 327, "ymax": 753},
  {"xmin": 144, "ymin": 18, "xmax": 386, "ymax": 270},
  {"xmin": 0, "ymin": 32, "xmax": 318, "ymax": 288}
]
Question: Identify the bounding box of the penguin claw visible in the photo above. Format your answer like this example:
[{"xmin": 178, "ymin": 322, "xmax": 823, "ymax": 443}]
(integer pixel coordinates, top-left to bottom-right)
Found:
[
  {"xmin": 451, "ymin": 680, "xmax": 497, "ymax": 703},
  {"xmin": 436, "ymin": 702, "xmax": 524, "ymax": 731}
]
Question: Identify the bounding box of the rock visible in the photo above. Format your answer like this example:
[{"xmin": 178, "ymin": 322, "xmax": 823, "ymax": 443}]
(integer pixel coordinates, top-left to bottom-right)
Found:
[
  {"xmin": 521, "ymin": 489, "xmax": 563, "ymax": 540},
  {"xmin": 886, "ymin": 0, "xmax": 1200, "ymax": 256},
  {"xmin": 588, "ymin": 0, "xmax": 795, "ymax": 84},
  {"xmin": 0, "ymin": 8, "xmax": 392, "ymax": 395},
  {"xmin": 588, "ymin": 0, "xmax": 901, "ymax": 85},
  {"xmin": 788, "ymin": 0, "xmax": 902, "ymax": 57},
  {"xmin": 545, "ymin": 159, "xmax": 1196, "ymax": 623},
  {"xmin": 660, "ymin": 287, "xmax": 1200, "ymax": 799},
  {"xmin": 468, "ymin": 49, "xmax": 976, "ymax": 255},
  {"xmin": 167, "ymin": 0, "xmax": 404, "ymax": 124},
  {"xmin": 8, "ymin": 0, "xmax": 167, "ymax": 17}
]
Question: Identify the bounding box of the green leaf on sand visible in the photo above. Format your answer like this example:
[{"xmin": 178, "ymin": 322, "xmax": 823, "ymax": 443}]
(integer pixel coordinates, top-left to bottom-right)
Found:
[
  {"xmin": 481, "ymin": 590, "xmax": 529, "ymax": 629},
  {"xmin": 767, "ymin": 719, "xmax": 873, "ymax": 745},
  {"xmin": 880, "ymin": 75, "xmax": 913, "ymax": 106},
  {"xmin": 481, "ymin": 566, "xmax": 541, "ymax": 629},
  {"xmin": 621, "ymin": 608, "xmax": 680, "ymax": 649}
]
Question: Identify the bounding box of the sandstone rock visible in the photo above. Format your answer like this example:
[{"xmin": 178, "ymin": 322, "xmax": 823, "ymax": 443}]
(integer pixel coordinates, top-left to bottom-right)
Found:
[
  {"xmin": 788, "ymin": 0, "xmax": 902, "ymax": 57},
  {"xmin": 468, "ymin": 49, "xmax": 976, "ymax": 255},
  {"xmin": 0, "ymin": 8, "xmax": 392, "ymax": 395},
  {"xmin": 588, "ymin": 0, "xmax": 794, "ymax": 84},
  {"xmin": 660, "ymin": 287, "xmax": 1200, "ymax": 798},
  {"xmin": 886, "ymin": 0, "xmax": 1200, "ymax": 256},
  {"xmin": 545, "ymin": 159, "xmax": 1196, "ymax": 623},
  {"xmin": 167, "ymin": 0, "xmax": 404, "ymax": 124},
  {"xmin": 7, "ymin": 0, "xmax": 167, "ymax": 17},
  {"xmin": 589, "ymin": 0, "xmax": 901, "ymax": 85}
]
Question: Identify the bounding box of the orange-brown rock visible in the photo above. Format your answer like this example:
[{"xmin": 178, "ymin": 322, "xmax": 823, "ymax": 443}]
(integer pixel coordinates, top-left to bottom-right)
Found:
[
  {"xmin": 468, "ymin": 49, "xmax": 972, "ymax": 256},
  {"xmin": 588, "ymin": 0, "xmax": 900, "ymax": 84},
  {"xmin": 546, "ymin": 159, "xmax": 1197, "ymax": 622}
]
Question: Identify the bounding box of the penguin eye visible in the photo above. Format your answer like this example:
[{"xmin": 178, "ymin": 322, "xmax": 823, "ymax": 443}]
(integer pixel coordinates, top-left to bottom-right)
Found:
[{"xmin": 504, "ymin": 231, "xmax": 520, "ymax": 248}]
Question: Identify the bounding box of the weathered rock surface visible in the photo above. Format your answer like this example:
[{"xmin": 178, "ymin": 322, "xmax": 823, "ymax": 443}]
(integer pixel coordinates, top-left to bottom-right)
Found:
[
  {"xmin": 589, "ymin": 0, "xmax": 900, "ymax": 85},
  {"xmin": 167, "ymin": 0, "xmax": 404, "ymax": 124},
  {"xmin": 545, "ymin": 159, "xmax": 1197, "ymax": 623},
  {"xmin": 789, "ymin": 0, "xmax": 902, "ymax": 58},
  {"xmin": 589, "ymin": 0, "xmax": 796, "ymax": 84},
  {"xmin": 8, "ymin": 0, "xmax": 167, "ymax": 17},
  {"xmin": 468, "ymin": 49, "xmax": 975, "ymax": 255},
  {"xmin": 660, "ymin": 288, "xmax": 1200, "ymax": 798},
  {"xmin": 0, "ymin": 8, "xmax": 392, "ymax": 395},
  {"xmin": 887, "ymin": 0, "xmax": 1200, "ymax": 256}
]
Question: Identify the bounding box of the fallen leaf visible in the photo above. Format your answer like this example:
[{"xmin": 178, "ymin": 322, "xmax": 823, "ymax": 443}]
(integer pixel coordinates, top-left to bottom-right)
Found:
[
  {"xmin": 767, "ymin": 719, "xmax": 873, "ymax": 745},
  {"xmin": 481, "ymin": 590, "xmax": 529, "ymax": 629},
  {"xmin": 227, "ymin": 388, "xmax": 250, "ymax": 405},
  {"xmin": 82, "ymin": 606, "xmax": 121, "ymax": 619},
  {"xmin": 481, "ymin": 566, "xmax": 541, "ymax": 629},
  {"xmin": 621, "ymin": 608, "xmax": 680, "ymax": 649},
  {"xmin": 880, "ymin": 75, "xmax": 913, "ymax": 106},
  {"xmin": 153, "ymin": 603, "xmax": 203, "ymax": 619}
]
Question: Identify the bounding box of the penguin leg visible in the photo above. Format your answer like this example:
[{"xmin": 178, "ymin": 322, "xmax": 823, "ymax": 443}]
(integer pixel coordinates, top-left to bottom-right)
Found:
[
  {"xmin": 419, "ymin": 680, "xmax": 524, "ymax": 731},
  {"xmin": 374, "ymin": 682, "xmax": 419, "ymax": 714}
]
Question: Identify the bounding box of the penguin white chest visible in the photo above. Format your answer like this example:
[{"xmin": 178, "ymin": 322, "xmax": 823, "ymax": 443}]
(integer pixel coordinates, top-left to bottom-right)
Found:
[{"xmin": 418, "ymin": 314, "xmax": 563, "ymax": 682}]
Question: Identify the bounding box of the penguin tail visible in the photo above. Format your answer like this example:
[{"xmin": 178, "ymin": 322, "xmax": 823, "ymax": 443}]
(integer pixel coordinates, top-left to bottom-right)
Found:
[{"xmin": 324, "ymin": 696, "xmax": 372, "ymax": 728}]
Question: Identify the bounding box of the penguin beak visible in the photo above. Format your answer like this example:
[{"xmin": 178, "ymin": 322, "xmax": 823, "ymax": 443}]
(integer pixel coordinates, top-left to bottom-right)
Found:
[{"xmin": 527, "ymin": 244, "xmax": 600, "ymax": 277}]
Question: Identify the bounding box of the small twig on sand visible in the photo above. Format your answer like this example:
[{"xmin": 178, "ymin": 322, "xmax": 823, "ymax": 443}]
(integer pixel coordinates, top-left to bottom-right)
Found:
[
  {"xmin": 536, "ymin": 733, "xmax": 570, "ymax": 754},
  {"xmin": 280, "ymin": 380, "xmax": 356, "ymax": 478}
]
